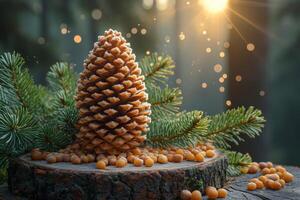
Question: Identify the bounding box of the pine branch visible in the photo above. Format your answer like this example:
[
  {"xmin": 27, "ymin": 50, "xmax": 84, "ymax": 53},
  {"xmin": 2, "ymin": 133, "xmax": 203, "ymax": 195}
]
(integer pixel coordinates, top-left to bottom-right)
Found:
[
  {"xmin": 0, "ymin": 107, "xmax": 38, "ymax": 155},
  {"xmin": 0, "ymin": 52, "xmax": 46, "ymax": 114},
  {"xmin": 147, "ymin": 111, "xmax": 209, "ymax": 148},
  {"xmin": 222, "ymin": 150, "xmax": 252, "ymax": 176},
  {"xmin": 206, "ymin": 106, "xmax": 265, "ymax": 148},
  {"xmin": 148, "ymin": 86, "xmax": 182, "ymax": 120},
  {"xmin": 47, "ymin": 62, "xmax": 77, "ymax": 92},
  {"xmin": 34, "ymin": 124, "xmax": 73, "ymax": 152},
  {"xmin": 46, "ymin": 62, "xmax": 77, "ymax": 109},
  {"xmin": 140, "ymin": 53, "xmax": 175, "ymax": 85},
  {"xmin": 52, "ymin": 106, "xmax": 78, "ymax": 138},
  {"xmin": 0, "ymin": 85, "xmax": 19, "ymax": 110}
]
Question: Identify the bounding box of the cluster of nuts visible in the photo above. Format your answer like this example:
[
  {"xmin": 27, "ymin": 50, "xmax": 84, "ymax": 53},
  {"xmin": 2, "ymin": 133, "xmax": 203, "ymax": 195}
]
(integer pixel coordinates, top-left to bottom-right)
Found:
[
  {"xmin": 243, "ymin": 162, "xmax": 294, "ymax": 191},
  {"xmin": 181, "ymin": 186, "xmax": 227, "ymax": 200},
  {"xmin": 31, "ymin": 143, "xmax": 216, "ymax": 169}
]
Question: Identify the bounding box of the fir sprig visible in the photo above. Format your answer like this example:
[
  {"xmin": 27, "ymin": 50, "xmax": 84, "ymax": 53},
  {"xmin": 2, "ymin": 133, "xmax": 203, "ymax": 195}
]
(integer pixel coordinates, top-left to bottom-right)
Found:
[
  {"xmin": 206, "ymin": 106, "xmax": 265, "ymax": 148},
  {"xmin": 47, "ymin": 62, "xmax": 77, "ymax": 92},
  {"xmin": 52, "ymin": 107, "xmax": 78, "ymax": 138},
  {"xmin": 34, "ymin": 124, "xmax": 72, "ymax": 152},
  {"xmin": 148, "ymin": 86, "xmax": 182, "ymax": 119},
  {"xmin": 140, "ymin": 53, "xmax": 175, "ymax": 85},
  {"xmin": 0, "ymin": 52, "xmax": 46, "ymax": 114},
  {"xmin": 147, "ymin": 111, "xmax": 209, "ymax": 148},
  {"xmin": 223, "ymin": 150, "xmax": 252, "ymax": 176},
  {"xmin": 0, "ymin": 107, "xmax": 38, "ymax": 154},
  {"xmin": 46, "ymin": 62, "xmax": 77, "ymax": 109}
]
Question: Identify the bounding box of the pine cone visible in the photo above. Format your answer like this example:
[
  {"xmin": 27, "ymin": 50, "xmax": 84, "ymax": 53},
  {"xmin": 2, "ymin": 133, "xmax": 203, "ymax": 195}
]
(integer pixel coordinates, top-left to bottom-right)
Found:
[{"xmin": 74, "ymin": 29, "xmax": 151, "ymax": 155}]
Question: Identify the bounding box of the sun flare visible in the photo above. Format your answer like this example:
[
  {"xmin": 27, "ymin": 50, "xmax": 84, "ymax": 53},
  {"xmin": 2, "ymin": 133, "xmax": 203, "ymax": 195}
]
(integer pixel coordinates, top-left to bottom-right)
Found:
[{"xmin": 201, "ymin": 0, "xmax": 228, "ymax": 13}]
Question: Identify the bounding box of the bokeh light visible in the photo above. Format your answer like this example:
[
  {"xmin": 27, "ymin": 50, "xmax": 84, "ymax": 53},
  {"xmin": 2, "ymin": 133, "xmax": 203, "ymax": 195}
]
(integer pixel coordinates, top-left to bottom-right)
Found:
[
  {"xmin": 176, "ymin": 78, "xmax": 182, "ymax": 84},
  {"xmin": 219, "ymin": 51, "xmax": 225, "ymax": 58},
  {"xmin": 61, "ymin": 28, "xmax": 68, "ymax": 35},
  {"xmin": 206, "ymin": 48, "xmax": 212, "ymax": 53},
  {"xmin": 247, "ymin": 43, "xmax": 255, "ymax": 51},
  {"xmin": 219, "ymin": 77, "xmax": 225, "ymax": 83},
  {"xmin": 73, "ymin": 35, "xmax": 82, "ymax": 43},
  {"xmin": 37, "ymin": 37, "xmax": 45, "ymax": 45},
  {"xmin": 235, "ymin": 75, "xmax": 242, "ymax": 82},
  {"xmin": 226, "ymin": 100, "xmax": 232, "ymax": 106},
  {"xmin": 201, "ymin": 82, "xmax": 208, "ymax": 88},
  {"xmin": 179, "ymin": 32, "xmax": 186, "ymax": 40},
  {"xmin": 219, "ymin": 86, "xmax": 225, "ymax": 93},
  {"xmin": 214, "ymin": 64, "xmax": 223, "ymax": 73},
  {"xmin": 141, "ymin": 28, "xmax": 147, "ymax": 35},
  {"xmin": 165, "ymin": 35, "xmax": 171, "ymax": 43},
  {"xmin": 259, "ymin": 90, "xmax": 265, "ymax": 96},
  {"xmin": 131, "ymin": 27, "xmax": 138, "ymax": 34},
  {"xmin": 91, "ymin": 9, "xmax": 102, "ymax": 20},
  {"xmin": 126, "ymin": 33, "xmax": 131, "ymax": 38}
]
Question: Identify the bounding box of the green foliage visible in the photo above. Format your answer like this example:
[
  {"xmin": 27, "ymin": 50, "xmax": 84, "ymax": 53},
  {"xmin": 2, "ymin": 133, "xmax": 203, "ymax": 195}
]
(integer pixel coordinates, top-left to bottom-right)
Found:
[
  {"xmin": 47, "ymin": 62, "xmax": 77, "ymax": 92},
  {"xmin": 148, "ymin": 86, "xmax": 182, "ymax": 119},
  {"xmin": 147, "ymin": 111, "xmax": 209, "ymax": 148},
  {"xmin": 34, "ymin": 124, "xmax": 72, "ymax": 152},
  {"xmin": 142, "ymin": 53, "xmax": 265, "ymax": 153},
  {"xmin": 46, "ymin": 62, "xmax": 77, "ymax": 109},
  {"xmin": 223, "ymin": 150, "xmax": 252, "ymax": 176},
  {"xmin": 49, "ymin": 107, "xmax": 79, "ymax": 140},
  {"xmin": 0, "ymin": 52, "xmax": 79, "ymax": 179},
  {"xmin": 0, "ymin": 107, "xmax": 38, "ymax": 154},
  {"xmin": 0, "ymin": 52, "xmax": 46, "ymax": 114},
  {"xmin": 140, "ymin": 53, "xmax": 175, "ymax": 86},
  {"xmin": 207, "ymin": 106, "xmax": 265, "ymax": 148}
]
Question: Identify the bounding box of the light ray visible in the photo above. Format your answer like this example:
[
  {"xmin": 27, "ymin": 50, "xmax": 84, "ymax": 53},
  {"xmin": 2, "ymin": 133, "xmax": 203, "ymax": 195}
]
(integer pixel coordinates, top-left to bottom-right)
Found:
[
  {"xmin": 232, "ymin": 0, "xmax": 271, "ymax": 8},
  {"xmin": 227, "ymin": 7, "xmax": 279, "ymax": 40},
  {"xmin": 223, "ymin": 12, "xmax": 248, "ymax": 43}
]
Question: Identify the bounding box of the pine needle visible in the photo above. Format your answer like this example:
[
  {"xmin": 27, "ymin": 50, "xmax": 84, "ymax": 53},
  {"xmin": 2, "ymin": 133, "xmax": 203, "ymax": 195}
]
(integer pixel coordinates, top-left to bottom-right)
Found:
[
  {"xmin": 147, "ymin": 111, "xmax": 209, "ymax": 148},
  {"xmin": 140, "ymin": 53, "xmax": 175, "ymax": 85},
  {"xmin": 207, "ymin": 106, "xmax": 265, "ymax": 148},
  {"xmin": 46, "ymin": 62, "xmax": 77, "ymax": 109},
  {"xmin": 222, "ymin": 150, "xmax": 252, "ymax": 176},
  {"xmin": 0, "ymin": 107, "xmax": 38, "ymax": 154},
  {"xmin": 34, "ymin": 124, "xmax": 72, "ymax": 152},
  {"xmin": 148, "ymin": 86, "xmax": 182, "ymax": 119},
  {"xmin": 0, "ymin": 52, "xmax": 46, "ymax": 114}
]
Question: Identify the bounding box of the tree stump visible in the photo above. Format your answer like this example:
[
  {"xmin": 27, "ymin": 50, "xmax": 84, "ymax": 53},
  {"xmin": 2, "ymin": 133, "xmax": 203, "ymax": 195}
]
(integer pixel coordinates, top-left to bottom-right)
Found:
[
  {"xmin": 3, "ymin": 161, "xmax": 300, "ymax": 200},
  {"xmin": 7, "ymin": 153, "xmax": 227, "ymax": 200},
  {"xmin": 225, "ymin": 166, "xmax": 300, "ymax": 200}
]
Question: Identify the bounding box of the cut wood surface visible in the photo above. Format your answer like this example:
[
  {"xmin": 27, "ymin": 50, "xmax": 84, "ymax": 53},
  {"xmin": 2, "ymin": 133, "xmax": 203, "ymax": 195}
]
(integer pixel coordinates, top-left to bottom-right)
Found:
[
  {"xmin": 3, "ymin": 154, "xmax": 300, "ymax": 199},
  {"xmin": 6, "ymin": 153, "xmax": 227, "ymax": 200}
]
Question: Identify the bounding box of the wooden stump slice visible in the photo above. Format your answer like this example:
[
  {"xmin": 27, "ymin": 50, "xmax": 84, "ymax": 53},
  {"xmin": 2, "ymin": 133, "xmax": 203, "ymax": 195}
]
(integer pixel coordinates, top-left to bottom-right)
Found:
[{"xmin": 8, "ymin": 153, "xmax": 228, "ymax": 200}]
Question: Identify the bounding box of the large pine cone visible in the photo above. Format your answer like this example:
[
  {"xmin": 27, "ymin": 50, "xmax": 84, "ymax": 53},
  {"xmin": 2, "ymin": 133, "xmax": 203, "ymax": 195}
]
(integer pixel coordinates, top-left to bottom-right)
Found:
[{"xmin": 74, "ymin": 29, "xmax": 151, "ymax": 155}]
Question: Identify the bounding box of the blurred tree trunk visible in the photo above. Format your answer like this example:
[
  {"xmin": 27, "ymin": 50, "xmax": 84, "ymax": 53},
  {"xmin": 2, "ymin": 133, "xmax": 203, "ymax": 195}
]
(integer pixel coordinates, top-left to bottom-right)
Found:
[
  {"xmin": 268, "ymin": 1, "xmax": 300, "ymax": 165},
  {"xmin": 41, "ymin": 0, "xmax": 48, "ymax": 39},
  {"xmin": 228, "ymin": 0, "xmax": 269, "ymax": 161}
]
